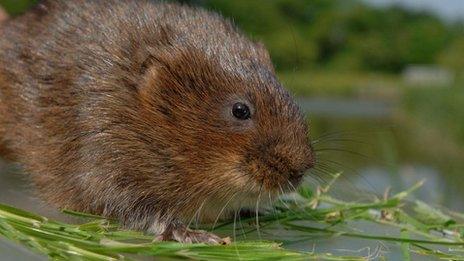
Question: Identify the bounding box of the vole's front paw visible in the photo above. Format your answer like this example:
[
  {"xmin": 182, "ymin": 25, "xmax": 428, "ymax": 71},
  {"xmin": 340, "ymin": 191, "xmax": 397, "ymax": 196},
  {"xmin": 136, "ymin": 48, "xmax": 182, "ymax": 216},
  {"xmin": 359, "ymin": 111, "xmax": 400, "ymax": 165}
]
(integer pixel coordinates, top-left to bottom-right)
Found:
[
  {"xmin": 172, "ymin": 228, "xmax": 230, "ymax": 245},
  {"xmin": 156, "ymin": 223, "xmax": 230, "ymax": 245}
]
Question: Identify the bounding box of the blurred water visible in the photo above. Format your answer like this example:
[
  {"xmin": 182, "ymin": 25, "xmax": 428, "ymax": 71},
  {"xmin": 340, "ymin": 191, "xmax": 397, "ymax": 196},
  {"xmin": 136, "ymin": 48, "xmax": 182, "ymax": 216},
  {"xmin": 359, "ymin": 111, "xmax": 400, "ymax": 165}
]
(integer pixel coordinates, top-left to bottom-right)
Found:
[
  {"xmin": 297, "ymin": 97, "xmax": 394, "ymax": 118},
  {"xmin": 299, "ymin": 98, "xmax": 463, "ymax": 211},
  {"xmin": 0, "ymin": 162, "xmax": 68, "ymax": 220},
  {"xmin": 0, "ymin": 162, "xmax": 80, "ymax": 260},
  {"xmin": 0, "ymin": 237, "xmax": 45, "ymax": 261}
]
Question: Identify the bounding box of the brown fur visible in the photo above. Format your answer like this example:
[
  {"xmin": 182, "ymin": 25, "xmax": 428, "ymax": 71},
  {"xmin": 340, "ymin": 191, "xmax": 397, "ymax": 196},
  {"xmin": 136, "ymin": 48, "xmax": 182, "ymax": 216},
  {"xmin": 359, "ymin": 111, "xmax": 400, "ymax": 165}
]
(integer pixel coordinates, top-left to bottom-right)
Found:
[{"xmin": 0, "ymin": 0, "xmax": 314, "ymax": 242}]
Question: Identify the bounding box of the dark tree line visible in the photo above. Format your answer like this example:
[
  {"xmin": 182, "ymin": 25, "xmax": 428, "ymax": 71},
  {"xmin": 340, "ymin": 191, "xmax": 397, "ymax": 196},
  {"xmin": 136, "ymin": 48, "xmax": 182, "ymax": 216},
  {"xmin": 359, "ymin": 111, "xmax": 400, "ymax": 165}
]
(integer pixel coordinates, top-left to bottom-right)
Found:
[{"xmin": 3, "ymin": 0, "xmax": 463, "ymax": 72}]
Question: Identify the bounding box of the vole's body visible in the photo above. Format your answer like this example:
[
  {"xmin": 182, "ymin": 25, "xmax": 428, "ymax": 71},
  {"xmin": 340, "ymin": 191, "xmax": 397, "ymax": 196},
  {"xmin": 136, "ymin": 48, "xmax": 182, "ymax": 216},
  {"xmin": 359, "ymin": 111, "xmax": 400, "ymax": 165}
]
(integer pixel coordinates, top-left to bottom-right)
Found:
[{"xmin": 0, "ymin": 0, "xmax": 314, "ymax": 243}]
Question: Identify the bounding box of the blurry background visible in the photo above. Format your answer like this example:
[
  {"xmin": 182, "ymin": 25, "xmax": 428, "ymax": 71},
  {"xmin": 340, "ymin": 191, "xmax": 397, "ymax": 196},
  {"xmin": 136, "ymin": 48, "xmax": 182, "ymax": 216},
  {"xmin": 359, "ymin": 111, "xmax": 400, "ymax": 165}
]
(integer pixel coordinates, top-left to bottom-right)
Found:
[
  {"xmin": 1, "ymin": 0, "xmax": 463, "ymax": 209},
  {"xmin": 0, "ymin": 0, "xmax": 463, "ymax": 259}
]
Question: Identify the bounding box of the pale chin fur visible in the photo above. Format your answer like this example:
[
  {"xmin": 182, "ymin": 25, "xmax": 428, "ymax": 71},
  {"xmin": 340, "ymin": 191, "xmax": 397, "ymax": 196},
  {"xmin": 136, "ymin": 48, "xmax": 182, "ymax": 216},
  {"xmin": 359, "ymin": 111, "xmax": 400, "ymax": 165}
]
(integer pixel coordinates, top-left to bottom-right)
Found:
[
  {"xmin": 194, "ymin": 192, "xmax": 277, "ymax": 224},
  {"xmin": 195, "ymin": 170, "xmax": 281, "ymax": 224}
]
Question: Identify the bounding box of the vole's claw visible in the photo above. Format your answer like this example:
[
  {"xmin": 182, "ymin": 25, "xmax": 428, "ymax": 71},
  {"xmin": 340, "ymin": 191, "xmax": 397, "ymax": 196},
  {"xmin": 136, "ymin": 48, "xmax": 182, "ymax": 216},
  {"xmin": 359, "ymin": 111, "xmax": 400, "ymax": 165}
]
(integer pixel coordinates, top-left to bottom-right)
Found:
[
  {"xmin": 173, "ymin": 228, "xmax": 229, "ymax": 245},
  {"xmin": 156, "ymin": 224, "xmax": 230, "ymax": 245}
]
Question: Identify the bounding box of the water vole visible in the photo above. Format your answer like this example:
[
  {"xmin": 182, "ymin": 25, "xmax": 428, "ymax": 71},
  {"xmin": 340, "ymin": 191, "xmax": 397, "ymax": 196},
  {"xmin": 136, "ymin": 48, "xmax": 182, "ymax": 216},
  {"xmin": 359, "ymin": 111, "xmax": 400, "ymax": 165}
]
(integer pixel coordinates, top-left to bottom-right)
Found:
[{"xmin": 0, "ymin": 0, "xmax": 314, "ymax": 244}]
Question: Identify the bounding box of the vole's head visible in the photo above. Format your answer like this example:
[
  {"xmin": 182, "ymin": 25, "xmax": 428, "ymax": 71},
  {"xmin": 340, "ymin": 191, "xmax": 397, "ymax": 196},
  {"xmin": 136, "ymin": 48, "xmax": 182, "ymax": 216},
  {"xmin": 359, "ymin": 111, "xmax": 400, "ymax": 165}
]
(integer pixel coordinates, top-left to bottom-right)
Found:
[
  {"xmin": 123, "ymin": 6, "xmax": 315, "ymax": 222},
  {"xmin": 136, "ymin": 49, "xmax": 313, "ymax": 220}
]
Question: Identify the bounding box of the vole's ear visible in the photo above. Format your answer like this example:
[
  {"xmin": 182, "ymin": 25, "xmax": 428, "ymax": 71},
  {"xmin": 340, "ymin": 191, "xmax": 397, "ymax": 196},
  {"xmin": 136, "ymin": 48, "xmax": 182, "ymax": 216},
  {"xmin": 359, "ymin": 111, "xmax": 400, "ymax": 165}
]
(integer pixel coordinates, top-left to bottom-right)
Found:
[
  {"xmin": 135, "ymin": 45, "xmax": 190, "ymax": 109},
  {"xmin": 123, "ymin": 45, "xmax": 173, "ymax": 94},
  {"xmin": 135, "ymin": 47, "xmax": 160, "ymax": 76},
  {"xmin": 122, "ymin": 26, "xmax": 176, "ymax": 91},
  {"xmin": 135, "ymin": 45, "xmax": 182, "ymax": 85},
  {"xmin": 135, "ymin": 46, "xmax": 207, "ymax": 123},
  {"xmin": 133, "ymin": 47, "xmax": 167, "ymax": 108}
]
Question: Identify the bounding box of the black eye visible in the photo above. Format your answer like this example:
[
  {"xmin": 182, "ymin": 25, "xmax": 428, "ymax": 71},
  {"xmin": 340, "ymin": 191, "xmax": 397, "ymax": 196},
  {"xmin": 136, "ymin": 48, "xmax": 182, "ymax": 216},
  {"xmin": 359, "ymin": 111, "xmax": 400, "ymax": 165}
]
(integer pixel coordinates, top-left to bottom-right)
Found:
[{"xmin": 232, "ymin": 102, "xmax": 251, "ymax": 120}]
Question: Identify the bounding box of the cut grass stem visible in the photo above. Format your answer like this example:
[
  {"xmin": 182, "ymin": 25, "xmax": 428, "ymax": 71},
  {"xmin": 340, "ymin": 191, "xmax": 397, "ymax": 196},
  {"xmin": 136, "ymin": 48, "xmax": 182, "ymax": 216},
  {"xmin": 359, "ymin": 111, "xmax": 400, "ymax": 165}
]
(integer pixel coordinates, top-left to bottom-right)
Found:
[{"xmin": 0, "ymin": 178, "xmax": 463, "ymax": 260}]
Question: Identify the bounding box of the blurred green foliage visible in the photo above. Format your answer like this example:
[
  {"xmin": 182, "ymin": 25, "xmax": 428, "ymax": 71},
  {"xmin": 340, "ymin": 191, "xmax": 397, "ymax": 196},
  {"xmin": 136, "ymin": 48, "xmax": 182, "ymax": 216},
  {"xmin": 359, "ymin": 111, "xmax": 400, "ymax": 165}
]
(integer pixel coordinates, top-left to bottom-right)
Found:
[
  {"xmin": 439, "ymin": 36, "xmax": 464, "ymax": 79},
  {"xmin": 2, "ymin": 0, "xmax": 463, "ymax": 73},
  {"xmin": 0, "ymin": 0, "xmax": 37, "ymax": 15},
  {"xmin": 199, "ymin": 0, "xmax": 462, "ymax": 73}
]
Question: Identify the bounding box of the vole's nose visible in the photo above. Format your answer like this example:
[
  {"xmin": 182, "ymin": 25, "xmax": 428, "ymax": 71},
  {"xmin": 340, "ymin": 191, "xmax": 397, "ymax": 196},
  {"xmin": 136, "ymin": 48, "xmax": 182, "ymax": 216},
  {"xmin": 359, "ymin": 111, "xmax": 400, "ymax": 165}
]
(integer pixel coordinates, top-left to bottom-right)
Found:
[
  {"xmin": 306, "ymin": 144, "xmax": 316, "ymax": 169},
  {"xmin": 294, "ymin": 143, "xmax": 316, "ymax": 178},
  {"xmin": 301, "ymin": 141, "xmax": 315, "ymax": 166}
]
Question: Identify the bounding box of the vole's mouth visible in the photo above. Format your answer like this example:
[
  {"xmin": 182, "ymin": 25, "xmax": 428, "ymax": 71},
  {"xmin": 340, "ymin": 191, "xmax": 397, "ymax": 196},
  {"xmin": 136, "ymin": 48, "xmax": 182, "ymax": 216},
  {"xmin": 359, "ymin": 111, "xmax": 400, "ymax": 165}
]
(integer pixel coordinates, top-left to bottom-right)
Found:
[
  {"xmin": 240, "ymin": 143, "xmax": 315, "ymax": 194},
  {"xmin": 287, "ymin": 172, "xmax": 305, "ymax": 189},
  {"xmin": 249, "ymin": 169, "xmax": 307, "ymax": 194}
]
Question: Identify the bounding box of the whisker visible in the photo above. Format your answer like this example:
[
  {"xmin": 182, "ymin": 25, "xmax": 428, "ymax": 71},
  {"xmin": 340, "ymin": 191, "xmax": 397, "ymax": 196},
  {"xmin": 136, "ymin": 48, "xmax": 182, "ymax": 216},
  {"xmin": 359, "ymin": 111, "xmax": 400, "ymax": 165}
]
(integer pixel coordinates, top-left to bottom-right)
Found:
[
  {"xmin": 233, "ymin": 210, "xmax": 241, "ymax": 259},
  {"xmin": 312, "ymin": 127, "xmax": 393, "ymax": 142},
  {"xmin": 278, "ymin": 184, "xmax": 303, "ymax": 218},
  {"xmin": 286, "ymin": 180, "xmax": 309, "ymax": 214},
  {"xmin": 312, "ymin": 164, "xmax": 379, "ymax": 202},
  {"xmin": 312, "ymin": 137, "xmax": 368, "ymax": 146},
  {"xmin": 212, "ymin": 191, "xmax": 239, "ymax": 230},
  {"xmin": 186, "ymin": 199, "xmax": 207, "ymax": 230},
  {"xmin": 267, "ymin": 191, "xmax": 276, "ymax": 214},
  {"xmin": 313, "ymin": 163, "xmax": 340, "ymax": 174},
  {"xmin": 307, "ymin": 169, "xmax": 332, "ymax": 186},
  {"xmin": 237, "ymin": 205, "xmax": 247, "ymax": 240},
  {"xmin": 314, "ymin": 147, "xmax": 372, "ymax": 160},
  {"xmin": 255, "ymin": 181, "xmax": 263, "ymax": 240},
  {"xmin": 267, "ymin": 191, "xmax": 283, "ymax": 228},
  {"xmin": 316, "ymin": 158, "xmax": 379, "ymax": 194}
]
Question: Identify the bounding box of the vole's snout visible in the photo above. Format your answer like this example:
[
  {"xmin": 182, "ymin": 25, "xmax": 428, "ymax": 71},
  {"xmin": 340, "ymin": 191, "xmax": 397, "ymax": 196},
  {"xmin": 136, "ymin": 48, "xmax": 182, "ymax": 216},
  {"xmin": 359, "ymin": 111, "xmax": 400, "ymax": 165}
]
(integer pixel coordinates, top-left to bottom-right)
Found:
[
  {"xmin": 245, "ymin": 138, "xmax": 315, "ymax": 192},
  {"xmin": 305, "ymin": 144, "xmax": 316, "ymax": 171},
  {"xmin": 287, "ymin": 143, "xmax": 315, "ymax": 186}
]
